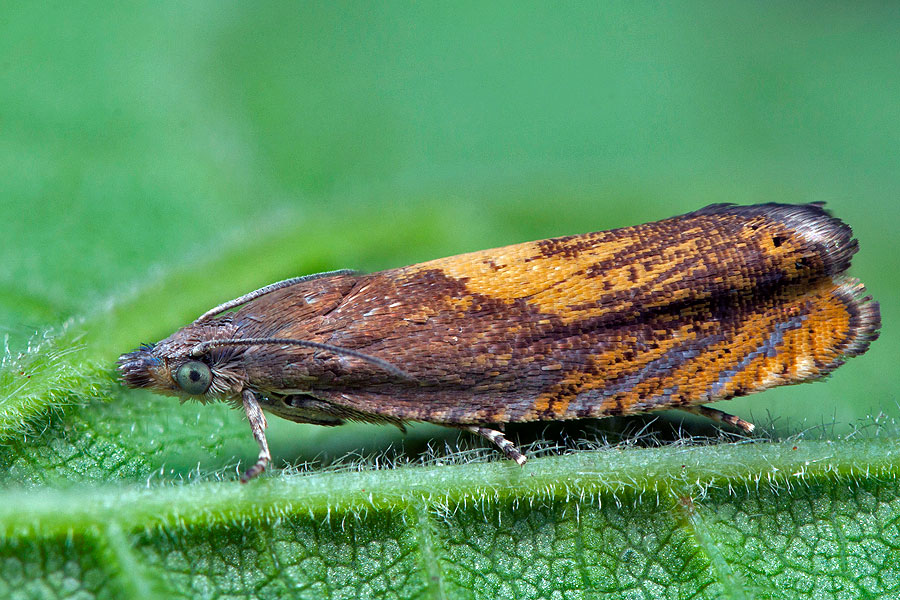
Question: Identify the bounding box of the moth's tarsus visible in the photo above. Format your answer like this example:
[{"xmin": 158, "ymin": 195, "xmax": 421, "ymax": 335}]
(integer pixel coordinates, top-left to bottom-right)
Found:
[
  {"xmin": 196, "ymin": 269, "xmax": 359, "ymax": 322},
  {"xmin": 241, "ymin": 389, "xmax": 271, "ymax": 483},
  {"xmin": 462, "ymin": 425, "xmax": 528, "ymax": 465},
  {"xmin": 681, "ymin": 405, "xmax": 757, "ymax": 434},
  {"xmin": 190, "ymin": 337, "xmax": 412, "ymax": 380}
]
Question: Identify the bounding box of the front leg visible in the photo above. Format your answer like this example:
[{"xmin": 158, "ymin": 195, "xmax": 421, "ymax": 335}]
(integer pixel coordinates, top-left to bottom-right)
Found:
[{"xmin": 241, "ymin": 389, "xmax": 271, "ymax": 483}]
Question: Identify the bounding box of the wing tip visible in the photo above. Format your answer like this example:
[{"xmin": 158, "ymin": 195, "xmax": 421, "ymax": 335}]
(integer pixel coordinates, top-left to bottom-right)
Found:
[
  {"xmin": 831, "ymin": 277, "xmax": 881, "ymax": 360},
  {"xmin": 691, "ymin": 202, "xmax": 858, "ymax": 277}
]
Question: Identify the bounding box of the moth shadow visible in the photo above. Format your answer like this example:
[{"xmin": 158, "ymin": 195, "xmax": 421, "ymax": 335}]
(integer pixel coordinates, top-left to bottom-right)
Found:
[
  {"xmin": 286, "ymin": 410, "xmax": 767, "ymax": 470},
  {"xmin": 480, "ymin": 410, "xmax": 762, "ymax": 460}
]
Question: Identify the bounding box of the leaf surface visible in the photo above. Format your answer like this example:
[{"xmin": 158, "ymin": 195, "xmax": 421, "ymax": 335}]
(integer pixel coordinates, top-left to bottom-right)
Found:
[{"xmin": 1, "ymin": 3, "xmax": 898, "ymax": 599}]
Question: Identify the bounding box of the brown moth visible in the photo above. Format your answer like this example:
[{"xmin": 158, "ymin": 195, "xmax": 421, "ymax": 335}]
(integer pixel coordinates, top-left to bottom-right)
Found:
[{"xmin": 118, "ymin": 203, "xmax": 880, "ymax": 481}]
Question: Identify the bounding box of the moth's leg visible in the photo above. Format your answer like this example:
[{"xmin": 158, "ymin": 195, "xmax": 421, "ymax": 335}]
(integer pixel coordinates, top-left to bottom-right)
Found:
[
  {"xmin": 273, "ymin": 395, "xmax": 407, "ymax": 431},
  {"xmin": 264, "ymin": 394, "xmax": 346, "ymax": 426},
  {"xmin": 241, "ymin": 389, "xmax": 271, "ymax": 483},
  {"xmin": 462, "ymin": 425, "xmax": 527, "ymax": 465},
  {"xmin": 681, "ymin": 405, "xmax": 756, "ymax": 434}
]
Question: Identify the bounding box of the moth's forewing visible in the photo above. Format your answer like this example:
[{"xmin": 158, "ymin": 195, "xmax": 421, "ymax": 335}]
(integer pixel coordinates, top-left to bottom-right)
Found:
[{"xmin": 226, "ymin": 203, "xmax": 878, "ymax": 426}]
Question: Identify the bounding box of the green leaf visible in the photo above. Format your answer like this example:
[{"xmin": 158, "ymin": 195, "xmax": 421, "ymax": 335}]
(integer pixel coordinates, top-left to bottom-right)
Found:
[
  {"xmin": 3, "ymin": 442, "xmax": 900, "ymax": 598},
  {"xmin": 1, "ymin": 3, "xmax": 898, "ymax": 599}
]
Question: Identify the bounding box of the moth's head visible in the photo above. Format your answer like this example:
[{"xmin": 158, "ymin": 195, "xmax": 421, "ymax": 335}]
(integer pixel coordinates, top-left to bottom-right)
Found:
[{"xmin": 117, "ymin": 320, "xmax": 245, "ymax": 402}]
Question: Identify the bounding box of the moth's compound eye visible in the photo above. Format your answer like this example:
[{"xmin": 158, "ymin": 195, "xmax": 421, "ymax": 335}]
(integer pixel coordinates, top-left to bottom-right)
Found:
[{"xmin": 174, "ymin": 360, "xmax": 212, "ymax": 395}]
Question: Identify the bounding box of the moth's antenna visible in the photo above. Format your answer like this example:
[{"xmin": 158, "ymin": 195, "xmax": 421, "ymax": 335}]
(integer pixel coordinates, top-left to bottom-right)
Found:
[
  {"xmin": 196, "ymin": 270, "xmax": 360, "ymax": 322},
  {"xmin": 189, "ymin": 337, "xmax": 412, "ymax": 380}
]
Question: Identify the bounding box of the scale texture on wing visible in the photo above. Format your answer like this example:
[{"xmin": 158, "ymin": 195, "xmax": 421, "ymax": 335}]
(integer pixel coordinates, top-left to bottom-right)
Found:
[{"xmin": 229, "ymin": 203, "xmax": 879, "ymax": 425}]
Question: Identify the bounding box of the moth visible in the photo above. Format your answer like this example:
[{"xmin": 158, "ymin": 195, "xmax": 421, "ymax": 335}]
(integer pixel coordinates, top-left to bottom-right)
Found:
[{"xmin": 118, "ymin": 203, "xmax": 880, "ymax": 481}]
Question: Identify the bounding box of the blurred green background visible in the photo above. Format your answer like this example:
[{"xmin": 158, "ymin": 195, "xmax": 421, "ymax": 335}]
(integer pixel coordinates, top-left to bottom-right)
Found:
[{"xmin": 0, "ymin": 2, "xmax": 897, "ymax": 470}]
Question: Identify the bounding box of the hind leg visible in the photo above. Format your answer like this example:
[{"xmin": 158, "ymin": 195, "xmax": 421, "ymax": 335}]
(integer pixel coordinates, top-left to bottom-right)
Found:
[
  {"xmin": 681, "ymin": 405, "xmax": 756, "ymax": 433},
  {"xmin": 460, "ymin": 425, "xmax": 527, "ymax": 465}
]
